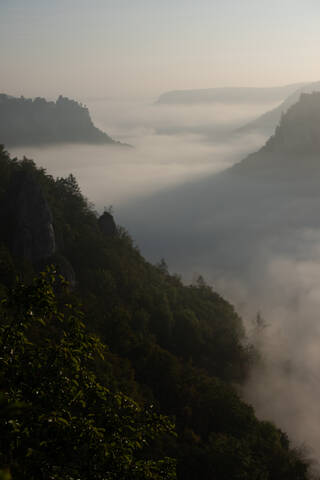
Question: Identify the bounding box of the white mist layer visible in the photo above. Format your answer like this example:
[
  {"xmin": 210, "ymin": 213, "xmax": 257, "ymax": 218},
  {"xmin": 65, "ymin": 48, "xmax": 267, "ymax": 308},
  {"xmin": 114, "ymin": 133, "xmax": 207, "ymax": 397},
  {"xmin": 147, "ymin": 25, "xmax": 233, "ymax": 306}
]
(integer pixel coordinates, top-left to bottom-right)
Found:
[{"xmin": 10, "ymin": 98, "xmax": 270, "ymax": 208}]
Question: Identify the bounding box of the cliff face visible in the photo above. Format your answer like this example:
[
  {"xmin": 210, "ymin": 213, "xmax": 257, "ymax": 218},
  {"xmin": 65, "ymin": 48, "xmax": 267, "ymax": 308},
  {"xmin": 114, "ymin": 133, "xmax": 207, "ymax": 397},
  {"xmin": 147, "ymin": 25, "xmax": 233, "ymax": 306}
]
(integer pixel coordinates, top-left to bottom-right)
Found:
[
  {"xmin": 0, "ymin": 94, "xmax": 126, "ymax": 146},
  {"xmin": 2, "ymin": 170, "xmax": 55, "ymax": 264},
  {"xmin": 0, "ymin": 165, "xmax": 81, "ymax": 287}
]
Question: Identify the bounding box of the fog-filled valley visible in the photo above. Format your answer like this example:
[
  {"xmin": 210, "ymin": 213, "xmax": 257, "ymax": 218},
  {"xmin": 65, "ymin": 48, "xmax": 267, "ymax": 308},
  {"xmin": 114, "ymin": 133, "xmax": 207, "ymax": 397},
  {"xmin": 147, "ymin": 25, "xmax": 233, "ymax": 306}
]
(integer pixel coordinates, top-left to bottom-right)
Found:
[
  {"xmin": 4, "ymin": 2, "xmax": 320, "ymax": 478},
  {"xmin": 117, "ymin": 92, "xmax": 320, "ymax": 463},
  {"xmin": 10, "ymin": 96, "xmax": 275, "ymax": 205},
  {"xmin": 6, "ymin": 88, "xmax": 320, "ymax": 470}
]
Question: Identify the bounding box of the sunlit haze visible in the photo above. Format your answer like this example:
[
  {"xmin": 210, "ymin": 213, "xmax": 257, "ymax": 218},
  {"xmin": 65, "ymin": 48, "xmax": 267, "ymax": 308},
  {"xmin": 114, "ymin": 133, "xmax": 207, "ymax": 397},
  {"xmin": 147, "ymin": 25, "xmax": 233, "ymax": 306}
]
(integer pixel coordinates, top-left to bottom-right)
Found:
[{"xmin": 2, "ymin": 0, "xmax": 320, "ymax": 99}]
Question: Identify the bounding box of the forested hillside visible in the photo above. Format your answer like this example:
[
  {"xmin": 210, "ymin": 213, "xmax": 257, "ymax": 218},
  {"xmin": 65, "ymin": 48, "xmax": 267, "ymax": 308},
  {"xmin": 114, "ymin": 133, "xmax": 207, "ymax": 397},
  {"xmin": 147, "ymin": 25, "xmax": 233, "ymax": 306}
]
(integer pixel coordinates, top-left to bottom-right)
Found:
[
  {"xmin": 0, "ymin": 95, "xmax": 126, "ymax": 146},
  {"xmin": 0, "ymin": 145, "xmax": 313, "ymax": 479}
]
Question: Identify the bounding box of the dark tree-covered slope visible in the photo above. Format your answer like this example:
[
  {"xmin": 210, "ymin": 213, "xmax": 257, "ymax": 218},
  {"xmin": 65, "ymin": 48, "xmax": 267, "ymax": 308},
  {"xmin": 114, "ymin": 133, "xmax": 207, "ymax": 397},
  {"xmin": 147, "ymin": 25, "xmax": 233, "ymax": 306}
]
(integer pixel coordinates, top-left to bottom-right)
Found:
[
  {"xmin": 0, "ymin": 270, "xmax": 176, "ymax": 480},
  {"xmin": 0, "ymin": 94, "xmax": 128, "ymax": 147},
  {"xmin": 0, "ymin": 145, "xmax": 312, "ymax": 479}
]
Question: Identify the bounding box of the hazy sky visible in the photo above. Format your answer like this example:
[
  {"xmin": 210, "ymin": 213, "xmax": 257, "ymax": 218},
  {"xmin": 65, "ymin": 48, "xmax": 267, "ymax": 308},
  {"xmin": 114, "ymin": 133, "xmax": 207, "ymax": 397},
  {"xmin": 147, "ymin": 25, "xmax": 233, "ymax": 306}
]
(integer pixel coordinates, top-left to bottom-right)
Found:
[{"xmin": 1, "ymin": 0, "xmax": 320, "ymax": 99}]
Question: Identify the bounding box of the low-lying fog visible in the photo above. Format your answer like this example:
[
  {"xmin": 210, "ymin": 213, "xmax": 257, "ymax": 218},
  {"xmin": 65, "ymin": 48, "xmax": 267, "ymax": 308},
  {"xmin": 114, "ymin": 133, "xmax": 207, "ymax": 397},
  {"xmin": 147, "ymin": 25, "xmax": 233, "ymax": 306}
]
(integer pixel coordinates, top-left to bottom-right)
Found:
[
  {"xmin": 10, "ymin": 95, "xmax": 320, "ymax": 471},
  {"xmin": 10, "ymin": 97, "xmax": 271, "ymax": 207}
]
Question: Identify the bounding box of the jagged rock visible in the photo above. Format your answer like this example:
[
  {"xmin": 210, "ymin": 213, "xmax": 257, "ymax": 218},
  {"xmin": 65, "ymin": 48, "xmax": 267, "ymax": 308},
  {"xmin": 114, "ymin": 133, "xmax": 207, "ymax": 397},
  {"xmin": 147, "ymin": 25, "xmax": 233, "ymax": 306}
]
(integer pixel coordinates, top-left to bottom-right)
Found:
[
  {"xmin": 98, "ymin": 211, "xmax": 116, "ymax": 237},
  {"xmin": 4, "ymin": 169, "xmax": 56, "ymax": 263}
]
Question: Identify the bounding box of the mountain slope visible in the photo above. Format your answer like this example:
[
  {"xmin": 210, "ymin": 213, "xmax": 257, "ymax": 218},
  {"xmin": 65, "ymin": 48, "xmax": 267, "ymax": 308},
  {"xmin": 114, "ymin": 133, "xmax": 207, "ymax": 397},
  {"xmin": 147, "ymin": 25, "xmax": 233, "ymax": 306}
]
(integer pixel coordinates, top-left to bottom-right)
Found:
[
  {"xmin": 0, "ymin": 94, "xmax": 128, "ymax": 147},
  {"xmin": 0, "ymin": 144, "xmax": 311, "ymax": 479},
  {"xmin": 236, "ymin": 80, "xmax": 320, "ymax": 136},
  {"xmin": 119, "ymin": 92, "xmax": 320, "ymax": 282}
]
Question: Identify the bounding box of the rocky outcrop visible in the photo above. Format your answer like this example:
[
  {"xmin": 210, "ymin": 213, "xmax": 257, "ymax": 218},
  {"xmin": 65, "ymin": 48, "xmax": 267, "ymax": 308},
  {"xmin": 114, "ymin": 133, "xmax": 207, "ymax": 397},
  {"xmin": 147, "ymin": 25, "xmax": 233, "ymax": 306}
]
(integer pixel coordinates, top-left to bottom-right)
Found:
[
  {"xmin": 3, "ymin": 170, "xmax": 55, "ymax": 264},
  {"xmin": 49, "ymin": 253, "xmax": 76, "ymax": 289},
  {"xmin": 98, "ymin": 211, "xmax": 116, "ymax": 237}
]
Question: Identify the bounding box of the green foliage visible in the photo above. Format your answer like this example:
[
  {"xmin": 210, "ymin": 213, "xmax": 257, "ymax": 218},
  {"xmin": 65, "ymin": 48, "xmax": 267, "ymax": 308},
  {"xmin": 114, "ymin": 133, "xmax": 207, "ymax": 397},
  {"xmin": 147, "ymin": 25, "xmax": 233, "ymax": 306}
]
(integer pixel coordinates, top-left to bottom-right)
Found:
[
  {"xmin": 0, "ymin": 269, "xmax": 176, "ymax": 479},
  {"xmin": 0, "ymin": 146, "xmax": 312, "ymax": 479}
]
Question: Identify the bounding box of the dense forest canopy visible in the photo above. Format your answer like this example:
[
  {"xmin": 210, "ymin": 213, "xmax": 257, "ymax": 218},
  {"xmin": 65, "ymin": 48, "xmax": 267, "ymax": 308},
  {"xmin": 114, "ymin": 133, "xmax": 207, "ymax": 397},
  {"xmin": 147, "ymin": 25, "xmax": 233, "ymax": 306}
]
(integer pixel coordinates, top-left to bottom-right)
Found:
[{"xmin": 0, "ymin": 145, "xmax": 314, "ymax": 479}]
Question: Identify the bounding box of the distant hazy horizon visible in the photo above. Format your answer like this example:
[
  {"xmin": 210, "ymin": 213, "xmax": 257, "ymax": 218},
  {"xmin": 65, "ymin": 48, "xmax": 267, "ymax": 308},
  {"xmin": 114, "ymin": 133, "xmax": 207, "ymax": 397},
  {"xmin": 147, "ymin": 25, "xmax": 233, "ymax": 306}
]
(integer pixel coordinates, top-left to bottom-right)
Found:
[{"xmin": 2, "ymin": 0, "xmax": 320, "ymax": 99}]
